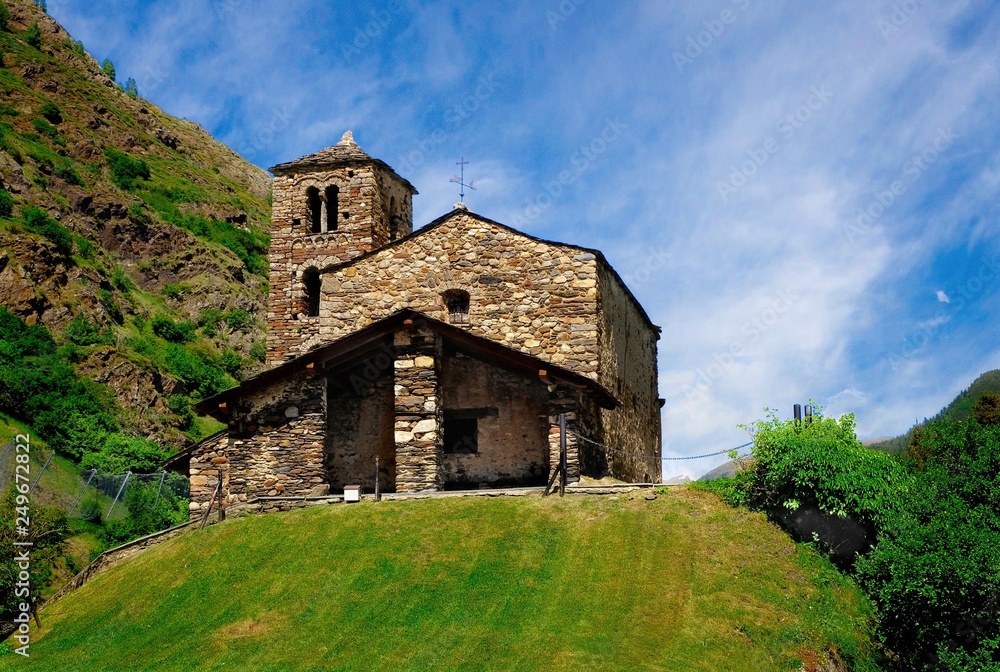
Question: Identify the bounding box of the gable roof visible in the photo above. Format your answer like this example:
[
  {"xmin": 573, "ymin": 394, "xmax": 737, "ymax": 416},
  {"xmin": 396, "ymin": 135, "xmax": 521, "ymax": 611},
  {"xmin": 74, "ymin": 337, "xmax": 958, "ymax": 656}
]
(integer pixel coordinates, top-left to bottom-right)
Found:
[
  {"xmin": 319, "ymin": 206, "xmax": 660, "ymax": 333},
  {"xmin": 196, "ymin": 309, "xmax": 619, "ymax": 417},
  {"xmin": 269, "ymin": 131, "xmax": 417, "ymax": 194}
]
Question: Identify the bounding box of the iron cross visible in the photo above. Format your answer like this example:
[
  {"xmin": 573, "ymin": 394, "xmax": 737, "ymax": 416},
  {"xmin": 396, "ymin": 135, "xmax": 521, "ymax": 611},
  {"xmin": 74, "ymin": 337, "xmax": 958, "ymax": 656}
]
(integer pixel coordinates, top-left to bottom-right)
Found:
[{"xmin": 450, "ymin": 157, "xmax": 476, "ymax": 202}]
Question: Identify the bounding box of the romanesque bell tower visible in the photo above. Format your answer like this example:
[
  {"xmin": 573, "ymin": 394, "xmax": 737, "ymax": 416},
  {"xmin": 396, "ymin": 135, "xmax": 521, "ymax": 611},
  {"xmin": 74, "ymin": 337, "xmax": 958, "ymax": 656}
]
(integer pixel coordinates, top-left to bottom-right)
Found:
[{"xmin": 266, "ymin": 131, "xmax": 417, "ymax": 365}]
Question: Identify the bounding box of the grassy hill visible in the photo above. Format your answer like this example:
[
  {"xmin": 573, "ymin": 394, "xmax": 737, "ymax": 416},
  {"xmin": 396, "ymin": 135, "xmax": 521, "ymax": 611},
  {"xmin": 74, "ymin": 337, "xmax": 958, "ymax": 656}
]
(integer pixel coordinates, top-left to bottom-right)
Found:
[{"xmin": 1, "ymin": 490, "xmax": 881, "ymax": 671}]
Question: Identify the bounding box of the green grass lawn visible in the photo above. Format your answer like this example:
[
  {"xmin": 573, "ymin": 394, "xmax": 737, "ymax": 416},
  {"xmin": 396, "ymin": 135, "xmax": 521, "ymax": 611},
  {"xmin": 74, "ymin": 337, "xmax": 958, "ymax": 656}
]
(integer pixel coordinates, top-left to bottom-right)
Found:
[{"xmin": 1, "ymin": 489, "xmax": 881, "ymax": 671}]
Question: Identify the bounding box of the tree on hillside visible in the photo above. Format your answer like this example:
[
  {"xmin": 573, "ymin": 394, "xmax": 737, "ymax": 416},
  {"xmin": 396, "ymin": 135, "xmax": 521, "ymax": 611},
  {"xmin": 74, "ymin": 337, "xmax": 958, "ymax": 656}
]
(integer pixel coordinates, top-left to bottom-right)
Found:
[
  {"xmin": 123, "ymin": 77, "xmax": 138, "ymax": 99},
  {"xmin": 0, "ymin": 2, "xmax": 10, "ymax": 32},
  {"xmin": 0, "ymin": 489, "xmax": 67, "ymax": 623},
  {"xmin": 101, "ymin": 58, "xmax": 115, "ymax": 81},
  {"xmin": 973, "ymin": 391, "xmax": 1000, "ymax": 426},
  {"xmin": 24, "ymin": 22, "xmax": 41, "ymax": 49}
]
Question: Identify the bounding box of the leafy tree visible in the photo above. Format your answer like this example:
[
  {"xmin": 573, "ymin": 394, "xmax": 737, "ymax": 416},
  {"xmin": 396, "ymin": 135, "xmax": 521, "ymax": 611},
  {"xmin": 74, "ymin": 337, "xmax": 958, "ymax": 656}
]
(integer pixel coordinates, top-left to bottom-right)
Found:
[
  {"xmin": 123, "ymin": 77, "xmax": 138, "ymax": 99},
  {"xmin": 0, "ymin": 188, "xmax": 12, "ymax": 217},
  {"xmin": 24, "ymin": 22, "xmax": 41, "ymax": 49},
  {"xmin": 101, "ymin": 58, "xmax": 115, "ymax": 81},
  {"xmin": 973, "ymin": 391, "xmax": 1000, "ymax": 426}
]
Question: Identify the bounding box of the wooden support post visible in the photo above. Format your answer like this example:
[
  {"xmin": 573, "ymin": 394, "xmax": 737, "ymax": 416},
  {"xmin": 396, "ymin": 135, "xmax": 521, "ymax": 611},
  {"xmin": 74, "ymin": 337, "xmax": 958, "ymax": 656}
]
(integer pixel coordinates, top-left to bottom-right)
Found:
[
  {"xmin": 218, "ymin": 469, "xmax": 226, "ymax": 522},
  {"xmin": 374, "ymin": 456, "xmax": 380, "ymax": 502},
  {"xmin": 559, "ymin": 413, "xmax": 567, "ymax": 498},
  {"xmin": 200, "ymin": 478, "xmax": 222, "ymax": 530}
]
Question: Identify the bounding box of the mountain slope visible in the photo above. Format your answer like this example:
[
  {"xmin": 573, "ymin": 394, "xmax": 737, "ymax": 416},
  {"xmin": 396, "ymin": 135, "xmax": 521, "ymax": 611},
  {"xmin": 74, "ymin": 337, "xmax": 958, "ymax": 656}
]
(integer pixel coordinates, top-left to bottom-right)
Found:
[
  {"xmin": 870, "ymin": 369, "xmax": 1000, "ymax": 453},
  {"xmin": 0, "ymin": 490, "xmax": 881, "ymax": 672},
  {"xmin": 0, "ymin": 0, "xmax": 271, "ymax": 449}
]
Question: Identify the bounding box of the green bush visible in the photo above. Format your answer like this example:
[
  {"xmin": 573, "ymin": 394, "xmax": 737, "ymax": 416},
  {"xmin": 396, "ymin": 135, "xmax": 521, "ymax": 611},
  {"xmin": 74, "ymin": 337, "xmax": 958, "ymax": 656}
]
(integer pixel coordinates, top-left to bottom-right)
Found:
[
  {"xmin": 54, "ymin": 158, "xmax": 84, "ymax": 186},
  {"xmin": 40, "ymin": 101, "xmax": 61, "ymax": 124},
  {"xmin": 32, "ymin": 117, "xmax": 57, "ymax": 138},
  {"xmin": 151, "ymin": 315, "xmax": 195, "ymax": 344},
  {"xmin": 167, "ymin": 394, "xmax": 194, "ymax": 430},
  {"xmin": 249, "ymin": 340, "xmax": 266, "ymax": 362},
  {"xmin": 65, "ymin": 315, "xmax": 112, "ymax": 346},
  {"xmin": 165, "ymin": 342, "xmax": 232, "ymax": 398},
  {"xmin": 0, "ymin": 188, "xmax": 12, "ymax": 217},
  {"xmin": 78, "ymin": 495, "xmax": 103, "ymax": 525},
  {"xmin": 161, "ymin": 283, "xmax": 189, "ymax": 299},
  {"xmin": 74, "ymin": 234, "xmax": 95, "ymax": 259},
  {"xmin": 127, "ymin": 202, "xmax": 150, "ymax": 225},
  {"xmin": 225, "ymin": 308, "xmax": 254, "ymax": 332},
  {"xmin": 100, "ymin": 481, "xmax": 187, "ymax": 548},
  {"xmin": 101, "ymin": 58, "xmax": 115, "ymax": 81},
  {"xmin": 104, "ymin": 148, "xmax": 150, "ymax": 190},
  {"xmin": 109, "ymin": 264, "xmax": 134, "ymax": 292},
  {"xmin": 97, "ymin": 289, "xmax": 123, "ymax": 324},
  {"xmin": 0, "ymin": 2, "xmax": 9, "ymax": 32},
  {"xmin": 22, "ymin": 205, "xmax": 72, "ymax": 256},
  {"xmin": 81, "ymin": 433, "xmax": 166, "ymax": 474},
  {"xmin": 24, "ymin": 22, "xmax": 41, "ymax": 49}
]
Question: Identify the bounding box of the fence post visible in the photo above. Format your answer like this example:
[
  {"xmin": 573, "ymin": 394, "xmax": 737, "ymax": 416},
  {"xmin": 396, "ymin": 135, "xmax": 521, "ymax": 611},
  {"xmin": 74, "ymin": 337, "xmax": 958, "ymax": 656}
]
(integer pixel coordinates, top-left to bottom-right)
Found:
[
  {"xmin": 69, "ymin": 469, "xmax": 97, "ymax": 515},
  {"xmin": 28, "ymin": 451, "xmax": 55, "ymax": 494},
  {"xmin": 107, "ymin": 472, "xmax": 132, "ymax": 518},
  {"xmin": 153, "ymin": 471, "xmax": 167, "ymax": 506}
]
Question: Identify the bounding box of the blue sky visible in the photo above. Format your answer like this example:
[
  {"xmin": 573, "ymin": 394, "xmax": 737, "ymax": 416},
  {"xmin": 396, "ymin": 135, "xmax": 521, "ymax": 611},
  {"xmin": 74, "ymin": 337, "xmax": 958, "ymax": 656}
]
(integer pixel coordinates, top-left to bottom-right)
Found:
[{"xmin": 46, "ymin": 0, "xmax": 1000, "ymax": 478}]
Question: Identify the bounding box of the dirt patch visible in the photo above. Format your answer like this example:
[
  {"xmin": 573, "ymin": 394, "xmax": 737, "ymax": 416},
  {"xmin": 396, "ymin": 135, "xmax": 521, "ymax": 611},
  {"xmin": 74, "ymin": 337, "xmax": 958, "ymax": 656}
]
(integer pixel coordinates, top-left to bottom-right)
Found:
[{"xmin": 214, "ymin": 616, "xmax": 280, "ymax": 640}]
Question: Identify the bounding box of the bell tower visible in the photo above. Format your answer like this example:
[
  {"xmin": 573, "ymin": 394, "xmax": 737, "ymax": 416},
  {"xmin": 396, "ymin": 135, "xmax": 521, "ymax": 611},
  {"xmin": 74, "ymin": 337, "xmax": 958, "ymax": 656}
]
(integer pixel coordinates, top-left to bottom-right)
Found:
[{"xmin": 266, "ymin": 131, "xmax": 417, "ymax": 365}]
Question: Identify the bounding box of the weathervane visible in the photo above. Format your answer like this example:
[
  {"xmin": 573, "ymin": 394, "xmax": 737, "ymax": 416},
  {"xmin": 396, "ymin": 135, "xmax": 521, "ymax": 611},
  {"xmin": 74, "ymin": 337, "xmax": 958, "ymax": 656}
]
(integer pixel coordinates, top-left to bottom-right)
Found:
[{"xmin": 450, "ymin": 157, "xmax": 476, "ymax": 202}]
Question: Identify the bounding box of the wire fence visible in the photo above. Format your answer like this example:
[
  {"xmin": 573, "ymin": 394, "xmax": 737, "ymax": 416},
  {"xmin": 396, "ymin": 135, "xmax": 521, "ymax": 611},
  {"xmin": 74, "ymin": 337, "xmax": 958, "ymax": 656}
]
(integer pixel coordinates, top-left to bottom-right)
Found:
[{"xmin": 571, "ymin": 432, "xmax": 753, "ymax": 462}]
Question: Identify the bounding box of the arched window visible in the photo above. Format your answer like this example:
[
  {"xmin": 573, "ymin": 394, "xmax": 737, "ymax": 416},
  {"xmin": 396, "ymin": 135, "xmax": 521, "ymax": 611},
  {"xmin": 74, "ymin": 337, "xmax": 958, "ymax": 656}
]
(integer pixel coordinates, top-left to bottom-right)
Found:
[
  {"xmin": 306, "ymin": 187, "xmax": 321, "ymax": 233},
  {"xmin": 442, "ymin": 289, "xmax": 470, "ymax": 324},
  {"xmin": 325, "ymin": 186, "xmax": 339, "ymax": 232},
  {"xmin": 303, "ymin": 267, "xmax": 321, "ymax": 318}
]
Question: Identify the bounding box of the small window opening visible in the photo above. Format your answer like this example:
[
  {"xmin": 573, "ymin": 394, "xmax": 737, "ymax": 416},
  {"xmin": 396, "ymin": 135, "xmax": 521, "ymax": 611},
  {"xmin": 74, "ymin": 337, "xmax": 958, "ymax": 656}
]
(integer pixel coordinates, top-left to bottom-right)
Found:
[
  {"xmin": 303, "ymin": 267, "xmax": 321, "ymax": 318},
  {"xmin": 306, "ymin": 187, "xmax": 321, "ymax": 233},
  {"xmin": 444, "ymin": 413, "xmax": 478, "ymax": 454},
  {"xmin": 325, "ymin": 186, "xmax": 339, "ymax": 232},
  {"xmin": 342, "ymin": 211, "xmax": 350, "ymax": 221},
  {"xmin": 442, "ymin": 289, "xmax": 470, "ymax": 324}
]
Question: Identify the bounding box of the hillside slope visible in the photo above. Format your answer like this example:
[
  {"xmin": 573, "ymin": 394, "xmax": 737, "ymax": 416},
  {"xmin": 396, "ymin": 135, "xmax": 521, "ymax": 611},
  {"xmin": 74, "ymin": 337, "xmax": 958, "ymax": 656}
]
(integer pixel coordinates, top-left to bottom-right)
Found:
[
  {"xmin": 1, "ymin": 490, "xmax": 881, "ymax": 672},
  {"xmin": 870, "ymin": 369, "xmax": 1000, "ymax": 453},
  {"xmin": 0, "ymin": 0, "xmax": 271, "ymax": 449}
]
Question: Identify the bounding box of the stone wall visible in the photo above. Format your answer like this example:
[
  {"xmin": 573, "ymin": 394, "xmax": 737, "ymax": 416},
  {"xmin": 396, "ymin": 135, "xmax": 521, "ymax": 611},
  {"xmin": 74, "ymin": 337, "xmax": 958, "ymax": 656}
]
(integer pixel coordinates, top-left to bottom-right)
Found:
[
  {"xmin": 266, "ymin": 163, "xmax": 412, "ymax": 365},
  {"xmin": 188, "ymin": 432, "xmax": 228, "ymax": 519},
  {"xmin": 225, "ymin": 368, "xmax": 329, "ymax": 506},
  {"xmin": 440, "ymin": 350, "xmax": 550, "ymax": 488},
  {"xmin": 393, "ymin": 329, "xmax": 442, "ymax": 492},
  {"xmin": 596, "ymin": 264, "xmax": 662, "ymax": 482},
  {"xmin": 319, "ymin": 211, "xmax": 602, "ymax": 379}
]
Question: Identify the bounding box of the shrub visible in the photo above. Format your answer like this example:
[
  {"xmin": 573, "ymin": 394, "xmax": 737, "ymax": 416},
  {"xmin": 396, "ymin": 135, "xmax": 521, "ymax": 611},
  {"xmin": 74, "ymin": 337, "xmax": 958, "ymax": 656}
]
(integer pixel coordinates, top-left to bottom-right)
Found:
[
  {"xmin": 32, "ymin": 117, "xmax": 57, "ymax": 137},
  {"xmin": 0, "ymin": 188, "xmax": 12, "ymax": 217},
  {"xmin": 151, "ymin": 315, "xmax": 195, "ymax": 344},
  {"xmin": 54, "ymin": 158, "xmax": 83, "ymax": 186},
  {"xmin": 66, "ymin": 315, "xmax": 112, "ymax": 346},
  {"xmin": 249, "ymin": 340, "xmax": 266, "ymax": 362},
  {"xmin": 74, "ymin": 234, "xmax": 95, "ymax": 259},
  {"xmin": 78, "ymin": 495, "xmax": 103, "ymax": 524},
  {"xmin": 104, "ymin": 148, "xmax": 150, "ymax": 190},
  {"xmin": 161, "ymin": 283, "xmax": 189, "ymax": 299},
  {"xmin": 167, "ymin": 394, "xmax": 194, "ymax": 430},
  {"xmin": 127, "ymin": 202, "xmax": 150, "ymax": 225},
  {"xmin": 220, "ymin": 349, "xmax": 242, "ymax": 376},
  {"xmin": 0, "ymin": 2, "xmax": 9, "ymax": 32},
  {"xmin": 40, "ymin": 101, "xmax": 61, "ymax": 124},
  {"xmin": 109, "ymin": 264, "xmax": 134, "ymax": 292},
  {"xmin": 97, "ymin": 289, "xmax": 123, "ymax": 324},
  {"xmin": 225, "ymin": 308, "xmax": 254, "ymax": 332},
  {"xmin": 22, "ymin": 205, "xmax": 72, "ymax": 256},
  {"xmin": 101, "ymin": 481, "xmax": 187, "ymax": 547},
  {"xmin": 165, "ymin": 342, "xmax": 232, "ymax": 398},
  {"xmin": 24, "ymin": 22, "xmax": 41, "ymax": 49},
  {"xmin": 66, "ymin": 38, "xmax": 86, "ymax": 59},
  {"xmin": 101, "ymin": 58, "xmax": 115, "ymax": 81},
  {"xmin": 81, "ymin": 433, "xmax": 166, "ymax": 474}
]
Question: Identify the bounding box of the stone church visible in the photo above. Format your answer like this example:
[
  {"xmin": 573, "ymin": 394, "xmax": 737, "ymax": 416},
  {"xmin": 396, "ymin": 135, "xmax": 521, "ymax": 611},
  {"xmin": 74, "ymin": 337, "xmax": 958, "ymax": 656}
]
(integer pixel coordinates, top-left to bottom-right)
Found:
[{"xmin": 180, "ymin": 132, "xmax": 662, "ymax": 514}]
